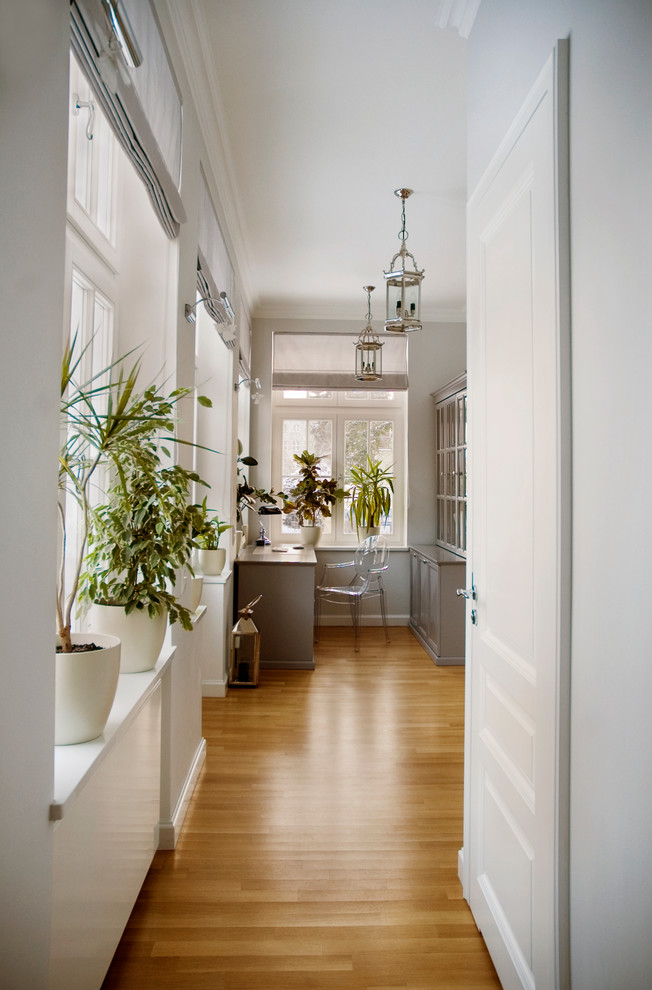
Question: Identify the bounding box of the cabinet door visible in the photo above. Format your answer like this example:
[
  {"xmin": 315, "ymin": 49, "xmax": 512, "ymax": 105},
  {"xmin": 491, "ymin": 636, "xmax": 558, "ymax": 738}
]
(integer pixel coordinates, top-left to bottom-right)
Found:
[
  {"xmin": 418, "ymin": 556, "xmax": 430, "ymax": 640},
  {"xmin": 409, "ymin": 551, "xmax": 421, "ymax": 626},
  {"xmin": 425, "ymin": 560, "xmax": 440, "ymax": 656}
]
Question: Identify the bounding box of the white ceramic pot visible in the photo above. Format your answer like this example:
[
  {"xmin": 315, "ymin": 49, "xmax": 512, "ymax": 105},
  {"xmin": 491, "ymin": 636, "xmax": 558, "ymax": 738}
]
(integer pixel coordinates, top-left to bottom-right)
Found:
[
  {"xmin": 176, "ymin": 568, "xmax": 203, "ymax": 613},
  {"xmin": 299, "ymin": 524, "xmax": 322, "ymax": 547},
  {"xmin": 362, "ymin": 526, "xmax": 381, "ymax": 538},
  {"xmin": 55, "ymin": 633, "xmax": 121, "ymax": 746},
  {"xmin": 88, "ymin": 603, "xmax": 167, "ymax": 673},
  {"xmin": 198, "ymin": 547, "xmax": 226, "ymax": 575},
  {"xmin": 189, "ymin": 575, "xmax": 203, "ymax": 612}
]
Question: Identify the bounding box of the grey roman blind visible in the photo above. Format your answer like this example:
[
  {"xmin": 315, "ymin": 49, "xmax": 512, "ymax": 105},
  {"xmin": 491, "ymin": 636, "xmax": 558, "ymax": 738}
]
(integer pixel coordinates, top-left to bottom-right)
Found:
[
  {"xmin": 272, "ymin": 333, "xmax": 408, "ymax": 391},
  {"xmin": 196, "ymin": 169, "xmax": 236, "ymax": 347},
  {"xmin": 70, "ymin": 0, "xmax": 186, "ymax": 239}
]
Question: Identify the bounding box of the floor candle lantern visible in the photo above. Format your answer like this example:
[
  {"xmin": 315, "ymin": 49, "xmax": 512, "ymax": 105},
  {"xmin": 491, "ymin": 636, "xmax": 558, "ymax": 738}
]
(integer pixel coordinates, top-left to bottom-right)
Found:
[{"xmin": 229, "ymin": 594, "xmax": 262, "ymax": 687}]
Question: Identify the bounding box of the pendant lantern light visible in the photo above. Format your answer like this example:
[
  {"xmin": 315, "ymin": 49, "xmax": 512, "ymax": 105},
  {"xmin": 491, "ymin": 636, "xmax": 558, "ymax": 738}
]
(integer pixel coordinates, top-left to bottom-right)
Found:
[
  {"xmin": 354, "ymin": 285, "xmax": 383, "ymax": 381},
  {"xmin": 383, "ymin": 188, "xmax": 424, "ymax": 332}
]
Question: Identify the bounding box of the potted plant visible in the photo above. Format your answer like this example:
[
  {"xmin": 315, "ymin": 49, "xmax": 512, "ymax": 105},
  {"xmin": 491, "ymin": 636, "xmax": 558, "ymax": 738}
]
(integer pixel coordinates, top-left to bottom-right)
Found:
[
  {"xmin": 281, "ymin": 450, "xmax": 345, "ymax": 547},
  {"xmin": 236, "ymin": 439, "xmax": 284, "ymax": 549},
  {"xmin": 346, "ymin": 455, "xmax": 395, "ymax": 537},
  {"xmin": 58, "ymin": 337, "xmax": 213, "ymax": 736},
  {"xmin": 191, "ymin": 497, "xmax": 233, "ymax": 575}
]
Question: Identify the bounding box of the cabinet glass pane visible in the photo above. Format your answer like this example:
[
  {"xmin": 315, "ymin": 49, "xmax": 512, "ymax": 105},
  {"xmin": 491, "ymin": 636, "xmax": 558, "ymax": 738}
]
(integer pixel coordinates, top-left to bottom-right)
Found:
[{"xmin": 458, "ymin": 448, "xmax": 466, "ymax": 497}]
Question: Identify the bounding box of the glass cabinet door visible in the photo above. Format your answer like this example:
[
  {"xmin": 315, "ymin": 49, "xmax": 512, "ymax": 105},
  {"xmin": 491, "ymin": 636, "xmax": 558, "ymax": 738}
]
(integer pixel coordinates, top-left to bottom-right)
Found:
[{"xmin": 433, "ymin": 376, "xmax": 467, "ymax": 556}]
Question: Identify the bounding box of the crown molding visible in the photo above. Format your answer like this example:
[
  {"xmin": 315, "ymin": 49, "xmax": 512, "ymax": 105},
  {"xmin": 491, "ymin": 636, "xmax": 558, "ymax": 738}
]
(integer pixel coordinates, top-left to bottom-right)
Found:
[{"xmin": 435, "ymin": 0, "xmax": 482, "ymax": 38}]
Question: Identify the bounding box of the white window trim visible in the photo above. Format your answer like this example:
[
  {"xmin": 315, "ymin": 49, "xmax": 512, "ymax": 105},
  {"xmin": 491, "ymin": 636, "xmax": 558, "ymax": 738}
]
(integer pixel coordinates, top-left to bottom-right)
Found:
[{"xmin": 270, "ymin": 393, "xmax": 406, "ymax": 548}]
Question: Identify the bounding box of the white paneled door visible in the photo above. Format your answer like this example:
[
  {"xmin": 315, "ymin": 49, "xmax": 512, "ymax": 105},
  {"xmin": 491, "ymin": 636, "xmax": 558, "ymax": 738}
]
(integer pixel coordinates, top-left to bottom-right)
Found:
[{"xmin": 464, "ymin": 43, "xmax": 571, "ymax": 990}]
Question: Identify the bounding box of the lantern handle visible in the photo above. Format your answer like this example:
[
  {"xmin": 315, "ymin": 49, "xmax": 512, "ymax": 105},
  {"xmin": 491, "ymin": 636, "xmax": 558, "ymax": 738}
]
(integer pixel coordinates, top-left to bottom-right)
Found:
[{"xmin": 239, "ymin": 594, "xmax": 262, "ymax": 618}]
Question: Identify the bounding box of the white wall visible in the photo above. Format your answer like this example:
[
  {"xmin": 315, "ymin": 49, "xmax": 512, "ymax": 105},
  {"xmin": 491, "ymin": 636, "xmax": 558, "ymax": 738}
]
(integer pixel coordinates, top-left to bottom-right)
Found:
[
  {"xmin": 0, "ymin": 1, "xmax": 69, "ymax": 984},
  {"xmin": 0, "ymin": 3, "xmax": 243, "ymax": 981},
  {"xmin": 467, "ymin": 2, "xmax": 652, "ymax": 986}
]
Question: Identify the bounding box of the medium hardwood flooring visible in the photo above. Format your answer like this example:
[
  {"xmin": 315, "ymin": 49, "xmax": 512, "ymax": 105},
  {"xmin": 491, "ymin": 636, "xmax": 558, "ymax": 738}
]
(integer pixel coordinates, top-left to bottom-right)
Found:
[{"xmin": 102, "ymin": 627, "xmax": 500, "ymax": 989}]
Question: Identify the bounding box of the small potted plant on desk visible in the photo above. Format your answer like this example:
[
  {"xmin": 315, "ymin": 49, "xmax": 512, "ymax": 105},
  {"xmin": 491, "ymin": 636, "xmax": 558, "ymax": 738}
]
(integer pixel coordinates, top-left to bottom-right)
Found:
[
  {"xmin": 347, "ymin": 455, "xmax": 395, "ymax": 538},
  {"xmin": 191, "ymin": 497, "xmax": 232, "ymax": 576},
  {"xmin": 281, "ymin": 450, "xmax": 345, "ymax": 547}
]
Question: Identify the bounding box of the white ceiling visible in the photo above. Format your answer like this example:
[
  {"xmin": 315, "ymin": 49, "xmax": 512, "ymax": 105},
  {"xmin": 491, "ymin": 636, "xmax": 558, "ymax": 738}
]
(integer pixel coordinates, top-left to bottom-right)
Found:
[{"xmin": 168, "ymin": 0, "xmax": 477, "ymax": 322}]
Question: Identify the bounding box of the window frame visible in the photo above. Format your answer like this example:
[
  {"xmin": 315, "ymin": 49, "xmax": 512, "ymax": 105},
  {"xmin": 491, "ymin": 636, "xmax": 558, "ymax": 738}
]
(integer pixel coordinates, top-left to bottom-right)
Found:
[{"xmin": 270, "ymin": 390, "xmax": 406, "ymax": 547}]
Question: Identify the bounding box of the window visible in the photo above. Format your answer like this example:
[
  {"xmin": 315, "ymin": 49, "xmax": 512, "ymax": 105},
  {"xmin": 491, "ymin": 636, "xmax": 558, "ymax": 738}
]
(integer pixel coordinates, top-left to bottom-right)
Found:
[
  {"xmin": 67, "ymin": 55, "xmax": 117, "ymax": 248},
  {"xmin": 272, "ymin": 390, "xmax": 406, "ymax": 546}
]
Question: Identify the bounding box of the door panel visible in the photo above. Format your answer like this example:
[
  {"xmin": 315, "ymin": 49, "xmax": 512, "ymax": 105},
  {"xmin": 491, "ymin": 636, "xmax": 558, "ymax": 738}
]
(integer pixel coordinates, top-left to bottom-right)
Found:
[{"xmin": 464, "ymin": 42, "xmax": 570, "ymax": 990}]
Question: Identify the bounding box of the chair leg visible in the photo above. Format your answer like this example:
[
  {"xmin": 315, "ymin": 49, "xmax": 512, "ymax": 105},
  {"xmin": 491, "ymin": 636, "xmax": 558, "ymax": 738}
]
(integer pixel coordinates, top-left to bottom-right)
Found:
[
  {"xmin": 352, "ymin": 597, "xmax": 360, "ymax": 652},
  {"xmin": 379, "ymin": 588, "xmax": 390, "ymax": 643},
  {"xmin": 314, "ymin": 592, "xmax": 321, "ymax": 643}
]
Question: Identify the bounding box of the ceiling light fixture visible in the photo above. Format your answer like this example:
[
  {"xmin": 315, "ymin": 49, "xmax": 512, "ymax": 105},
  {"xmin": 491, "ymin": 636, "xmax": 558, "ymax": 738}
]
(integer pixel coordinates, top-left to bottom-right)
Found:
[
  {"xmin": 383, "ymin": 188, "xmax": 424, "ymax": 333},
  {"xmin": 354, "ymin": 286, "xmax": 383, "ymax": 382}
]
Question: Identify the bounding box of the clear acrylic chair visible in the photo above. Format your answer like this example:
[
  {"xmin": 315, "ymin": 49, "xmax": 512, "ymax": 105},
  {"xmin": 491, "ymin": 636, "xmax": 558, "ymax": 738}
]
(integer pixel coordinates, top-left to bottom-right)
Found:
[{"xmin": 314, "ymin": 535, "xmax": 390, "ymax": 652}]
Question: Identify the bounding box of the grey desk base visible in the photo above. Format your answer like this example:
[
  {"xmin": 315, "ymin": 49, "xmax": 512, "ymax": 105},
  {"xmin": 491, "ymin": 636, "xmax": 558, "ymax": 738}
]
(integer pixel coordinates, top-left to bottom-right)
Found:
[{"xmin": 234, "ymin": 544, "xmax": 317, "ymax": 670}]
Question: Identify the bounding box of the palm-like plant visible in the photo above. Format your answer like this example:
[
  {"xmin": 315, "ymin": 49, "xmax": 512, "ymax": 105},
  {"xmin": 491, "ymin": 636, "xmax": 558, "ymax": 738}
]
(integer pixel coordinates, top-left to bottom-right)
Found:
[
  {"xmin": 58, "ymin": 336, "xmax": 210, "ymax": 651},
  {"xmin": 282, "ymin": 450, "xmax": 345, "ymax": 527},
  {"xmin": 347, "ymin": 456, "xmax": 395, "ymax": 534}
]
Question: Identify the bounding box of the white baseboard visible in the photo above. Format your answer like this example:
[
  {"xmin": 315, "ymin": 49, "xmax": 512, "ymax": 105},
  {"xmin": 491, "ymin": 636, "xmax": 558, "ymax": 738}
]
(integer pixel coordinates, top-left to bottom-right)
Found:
[
  {"xmin": 202, "ymin": 678, "xmax": 228, "ymax": 697},
  {"xmin": 158, "ymin": 738, "xmax": 206, "ymax": 850}
]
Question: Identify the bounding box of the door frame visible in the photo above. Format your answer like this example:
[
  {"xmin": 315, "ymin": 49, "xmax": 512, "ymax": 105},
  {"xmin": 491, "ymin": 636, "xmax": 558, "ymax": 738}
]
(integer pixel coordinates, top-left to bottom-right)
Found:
[{"xmin": 462, "ymin": 40, "xmax": 571, "ymax": 989}]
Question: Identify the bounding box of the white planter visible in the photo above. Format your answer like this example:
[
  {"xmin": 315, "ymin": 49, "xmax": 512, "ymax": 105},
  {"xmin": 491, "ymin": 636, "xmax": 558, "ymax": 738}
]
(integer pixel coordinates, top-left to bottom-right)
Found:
[
  {"xmin": 362, "ymin": 526, "xmax": 381, "ymax": 538},
  {"xmin": 198, "ymin": 547, "xmax": 226, "ymax": 575},
  {"xmin": 88, "ymin": 603, "xmax": 167, "ymax": 673},
  {"xmin": 189, "ymin": 575, "xmax": 203, "ymax": 612},
  {"xmin": 176, "ymin": 568, "xmax": 203, "ymax": 613},
  {"xmin": 299, "ymin": 524, "xmax": 322, "ymax": 547},
  {"xmin": 55, "ymin": 633, "xmax": 121, "ymax": 745}
]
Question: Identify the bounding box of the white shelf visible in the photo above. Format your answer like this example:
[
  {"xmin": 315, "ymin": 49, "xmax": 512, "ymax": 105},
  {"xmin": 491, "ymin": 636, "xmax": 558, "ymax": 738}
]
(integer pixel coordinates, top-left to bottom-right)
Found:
[{"xmin": 50, "ymin": 648, "xmax": 175, "ymax": 821}]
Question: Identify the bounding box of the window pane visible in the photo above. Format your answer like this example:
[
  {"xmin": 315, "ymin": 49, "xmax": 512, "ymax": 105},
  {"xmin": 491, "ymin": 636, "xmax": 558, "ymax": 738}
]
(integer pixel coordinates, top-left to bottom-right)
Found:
[
  {"xmin": 344, "ymin": 420, "xmax": 368, "ymax": 479},
  {"xmin": 308, "ymin": 420, "xmax": 332, "ymax": 473},
  {"xmin": 282, "ymin": 420, "xmax": 307, "ymax": 475},
  {"xmin": 370, "ymin": 420, "xmax": 393, "ymax": 465},
  {"xmin": 281, "ymin": 419, "xmax": 333, "ymax": 535}
]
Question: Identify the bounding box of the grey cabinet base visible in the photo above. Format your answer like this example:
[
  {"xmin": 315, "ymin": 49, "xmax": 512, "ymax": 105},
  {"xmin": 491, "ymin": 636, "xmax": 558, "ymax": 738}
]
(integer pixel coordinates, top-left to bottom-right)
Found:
[{"xmin": 409, "ymin": 620, "xmax": 464, "ymax": 666}]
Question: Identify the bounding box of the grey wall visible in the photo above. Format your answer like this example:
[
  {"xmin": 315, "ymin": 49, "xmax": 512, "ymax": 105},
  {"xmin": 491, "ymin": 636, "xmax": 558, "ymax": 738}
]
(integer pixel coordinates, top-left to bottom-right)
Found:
[
  {"xmin": 250, "ymin": 317, "xmax": 466, "ymax": 621},
  {"xmin": 467, "ymin": 2, "xmax": 652, "ymax": 986}
]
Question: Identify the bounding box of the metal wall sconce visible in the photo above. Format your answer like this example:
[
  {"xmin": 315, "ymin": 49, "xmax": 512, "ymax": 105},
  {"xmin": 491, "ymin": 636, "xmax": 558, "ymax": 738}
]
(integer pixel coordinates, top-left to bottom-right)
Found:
[
  {"xmin": 184, "ymin": 292, "xmax": 235, "ymax": 325},
  {"xmin": 354, "ymin": 285, "xmax": 383, "ymax": 381},
  {"xmin": 383, "ymin": 188, "xmax": 425, "ymax": 333},
  {"xmin": 234, "ymin": 377, "xmax": 263, "ymax": 403}
]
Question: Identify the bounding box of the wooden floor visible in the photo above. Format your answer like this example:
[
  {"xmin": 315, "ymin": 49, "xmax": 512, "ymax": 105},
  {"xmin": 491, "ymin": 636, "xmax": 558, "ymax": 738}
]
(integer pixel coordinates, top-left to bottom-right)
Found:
[{"xmin": 102, "ymin": 627, "xmax": 500, "ymax": 989}]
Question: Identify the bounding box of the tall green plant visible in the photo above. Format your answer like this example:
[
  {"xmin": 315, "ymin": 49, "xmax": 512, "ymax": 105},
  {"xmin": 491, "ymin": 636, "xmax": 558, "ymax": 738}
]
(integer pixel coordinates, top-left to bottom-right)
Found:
[
  {"xmin": 282, "ymin": 450, "xmax": 345, "ymax": 526},
  {"xmin": 81, "ymin": 461, "xmax": 206, "ymax": 630},
  {"xmin": 58, "ymin": 336, "xmax": 211, "ymax": 651},
  {"xmin": 347, "ymin": 456, "xmax": 394, "ymax": 533}
]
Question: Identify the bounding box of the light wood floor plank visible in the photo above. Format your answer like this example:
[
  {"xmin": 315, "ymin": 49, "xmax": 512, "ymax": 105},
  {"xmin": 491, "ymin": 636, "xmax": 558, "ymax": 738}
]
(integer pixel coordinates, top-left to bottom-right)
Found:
[{"xmin": 102, "ymin": 627, "xmax": 500, "ymax": 989}]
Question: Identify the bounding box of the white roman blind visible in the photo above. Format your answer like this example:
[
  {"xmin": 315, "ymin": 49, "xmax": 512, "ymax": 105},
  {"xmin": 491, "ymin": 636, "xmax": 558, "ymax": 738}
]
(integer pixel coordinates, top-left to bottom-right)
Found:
[
  {"xmin": 196, "ymin": 168, "xmax": 235, "ymax": 333},
  {"xmin": 70, "ymin": 0, "xmax": 186, "ymax": 239},
  {"xmin": 272, "ymin": 333, "xmax": 408, "ymax": 391}
]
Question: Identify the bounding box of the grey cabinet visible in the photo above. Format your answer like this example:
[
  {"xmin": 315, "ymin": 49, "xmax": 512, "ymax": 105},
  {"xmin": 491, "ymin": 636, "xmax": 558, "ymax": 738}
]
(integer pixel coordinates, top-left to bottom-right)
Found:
[{"xmin": 409, "ymin": 545, "xmax": 466, "ymax": 665}]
